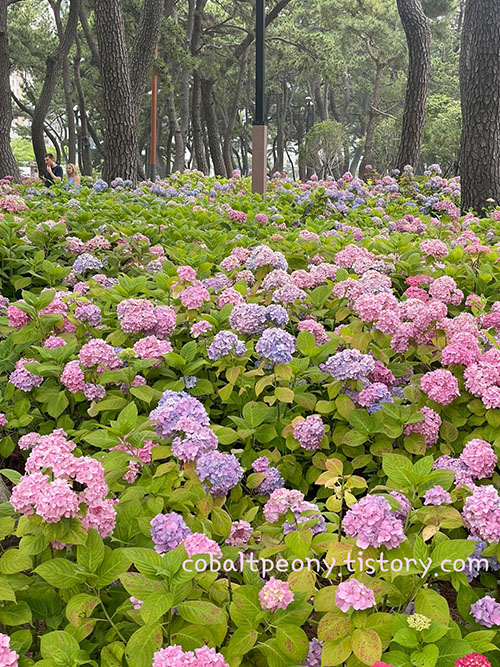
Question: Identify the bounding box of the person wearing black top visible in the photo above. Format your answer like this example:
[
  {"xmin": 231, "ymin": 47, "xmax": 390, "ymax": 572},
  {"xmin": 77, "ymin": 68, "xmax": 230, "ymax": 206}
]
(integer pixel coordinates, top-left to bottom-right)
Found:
[{"xmin": 42, "ymin": 153, "xmax": 63, "ymax": 187}]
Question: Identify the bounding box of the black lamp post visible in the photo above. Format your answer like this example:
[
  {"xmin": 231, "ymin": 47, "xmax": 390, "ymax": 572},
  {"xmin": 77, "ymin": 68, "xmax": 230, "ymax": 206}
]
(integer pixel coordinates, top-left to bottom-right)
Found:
[{"xmin": 252, "ymin": 0, "xmax": 267, "ymax": 195}]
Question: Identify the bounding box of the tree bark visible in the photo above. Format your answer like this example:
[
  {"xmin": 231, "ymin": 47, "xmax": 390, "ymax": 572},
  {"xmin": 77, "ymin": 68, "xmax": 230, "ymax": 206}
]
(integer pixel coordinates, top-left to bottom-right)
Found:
[
  {"xmin": 396, "ymin": 0, "xmax": 431, "ymax": 171},
  {"xmin": 0, "ymin": 0, "xmax": 21, "ymax": 181},
  {"xmin": 73, "ymin": 34, "xmax": 92, "ymax": 175},
  {"xmin": 192, "ymin": 73, "xmax": 208, "ymax": 173},
  {"xmin": 201, "ymin": 78, "xmax": 226, "ymax": 176},
  {"xmin": 459, "ymin": 0, "xmax": 500, "ymax": 213},
  {"xmin": 169, "ymin": 93, "xmax": 185, "ymax": 173},
  {"xmin": 32, "ymin": 0, "xmax": 80, "ymax": 174},
  {"xmin": 50, "ymin": 0, "xmax": 77, "ymax": 164},
  {"xmin": 129, "ymin": 0, "xmax": 164, "ymax": 122},
  {"xmin": 95, "ymin": 0, "xmax": 137, "ymax": 182},
  {"xmin": 223, "ymin": 48, "xmax": 248, "ymax": 176}
]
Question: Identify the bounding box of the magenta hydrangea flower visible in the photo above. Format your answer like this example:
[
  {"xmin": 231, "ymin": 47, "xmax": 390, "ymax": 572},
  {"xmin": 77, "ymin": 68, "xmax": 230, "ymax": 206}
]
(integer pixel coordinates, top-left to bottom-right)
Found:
[
  {"xmin": 117, "ymin": 298, "xmax": 157, "ymax": 333},
  {"xmin": 293, "ymin": 415, "xmax": 325, "ymax": 451},
  {"xmin": 61, "ymin": 360, "xmax": 86, "ymax": 393},
  {"xmin": 470, "ymin": 596, "xmax": 500, "ymax": 628},
  {"xmin": 259, "ymin": 577, "xmax": 294, "ymax": 611},
  {"xmin": 335, "ymin": 578, "xmax": 376, "ymax": 613},
  {"xmin": 177, "ymin": 265, "xmax": 197, "ymax": 281},
  {"xmin": 424, "ymin": 485, "xmax": 452, "ymax": 506},
  {"xmin": 133, "ymin": 336, "xmax": 172, "ymax": 360},
  {"xmin": 343, "ymin": 494, "xmax": 406, "ymax": 549},
  {"xmin": 460, "ymin": 439, "xmax": 497, "ymax": 479},
  {"xmin": 420, "ymin": 369, "xmax": 459, "ymax": 405},
  {"xmin": 44, "ymin": 335, "xmax": 67, "ymax": 349},
  {"xmin": 183, "ymin": 533, "xmax": 222, "ymax": 558},
  {"xmin": 298, "ymin": 319, "xmax": 329, "ymax": 345}
]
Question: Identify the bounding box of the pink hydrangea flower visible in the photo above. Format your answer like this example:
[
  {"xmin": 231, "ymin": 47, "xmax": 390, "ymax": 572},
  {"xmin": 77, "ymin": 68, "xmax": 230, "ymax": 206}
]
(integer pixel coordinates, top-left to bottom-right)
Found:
[
  {"xmin": 179, "ymin": 284, "xmax": 210, "ymax": 309},
  {"xmin": 191, "ymin": 320, "xmax": 213, "ymax": 338},
  {"xmin": 463, "ymin": 486, "xmax": 500, "ymax": 542},
  {"xmin": 420, "ymin": 369, "xmax": 460, "ymax": 405},
  {"xmin": 130, "ymin": 597, "xmax": 143, "ymax": 610},
  {"xmin": 0, "ymin": 632, "xmax": 18, "ymax": 666},
  {"xmin": 226, "ymin": 520, "xmax": 252, "ymax": 546},
  {"xmin": 293, "ymin": 416, "xmax": 325, "ymax": 451},
  {"xmin": 183, "ymin": 533, "xmax": 222, "ymax": 558},
  {"xmin": 335, "ymin": 578, "xmax": 376, "ymax": 613},
  {"xmin": 153, "ymin": 646, "xmax": 229, "ymax": 667},
  {"xmin": 177, "ymin": 265, "xmax": 197, "ymax": 281},
  {"xmin": 460, "ymin": 439, "xmax": 497, "ymax": 479},
  {"xmin": 259, "ymin": 577, "xmax": 294, "ymax": 611}
]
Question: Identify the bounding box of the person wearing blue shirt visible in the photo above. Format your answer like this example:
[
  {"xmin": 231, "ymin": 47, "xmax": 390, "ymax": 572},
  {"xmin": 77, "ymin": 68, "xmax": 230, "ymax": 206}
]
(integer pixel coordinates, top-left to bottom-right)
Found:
[{"xmin": 42, "ymin": 153, "xmax": 63, "ymax": 187}]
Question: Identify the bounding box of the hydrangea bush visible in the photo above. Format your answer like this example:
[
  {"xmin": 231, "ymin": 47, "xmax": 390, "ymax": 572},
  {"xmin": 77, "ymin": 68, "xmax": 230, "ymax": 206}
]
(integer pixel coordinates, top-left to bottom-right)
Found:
[{"xmin": 0, "ymin": 168, "xmax": 499, "ymax": 665}]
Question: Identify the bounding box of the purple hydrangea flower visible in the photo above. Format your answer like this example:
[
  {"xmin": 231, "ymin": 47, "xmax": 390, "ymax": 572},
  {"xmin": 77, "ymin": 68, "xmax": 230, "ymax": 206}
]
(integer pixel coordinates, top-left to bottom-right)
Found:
[
  {"xmin": 255, "ymin": 327, "xmax": 296, "ymax": 364},
  {"xmin": 207, "ymin": 331, "xmax": 246, "ymax": 361},
  {"xmin": 196, "ymin": 451, "xmax": 243, "ymax": 496},
  {"xmin": 320, "ymin": 349, "xmax": 375, "ymax": 381},
  {"xmin": 470, "ymin": 596, "xmax": 500, "ymax": 627},
  {"xmin": 149, "ymin": 390, "xmax": 209, "ymax": 440},
  {"xmin": 265, "ymin": 305, "xmax": 289, "ymax": 327},
  {"xmin": 150, "ymin": 512, "xmax": 192, "ymax": 554},
  {"xmin": 73, "ymin": 253, "xmax": 103, "ymax": 274}
]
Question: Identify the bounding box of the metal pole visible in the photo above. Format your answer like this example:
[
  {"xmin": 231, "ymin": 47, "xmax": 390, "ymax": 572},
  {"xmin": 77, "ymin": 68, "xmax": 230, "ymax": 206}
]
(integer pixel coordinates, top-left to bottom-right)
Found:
[
  {"xmin": 252, "ymin": 0, "xmax": 267, "ymax": 195},
  {"xmin": 150, "ymin": 45, "xmax": 158, "ymax": 181}
]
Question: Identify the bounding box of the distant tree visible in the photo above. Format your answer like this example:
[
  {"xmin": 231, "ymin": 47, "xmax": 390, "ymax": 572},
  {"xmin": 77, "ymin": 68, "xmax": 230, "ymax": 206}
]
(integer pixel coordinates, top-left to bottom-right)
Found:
[
  {"xmin": 459, "ymin": 0, "xmax": 500, "ymax": 213},
  {"xmin": 300, "ymin": 120, "xmax": 345, "ymax": 178}
]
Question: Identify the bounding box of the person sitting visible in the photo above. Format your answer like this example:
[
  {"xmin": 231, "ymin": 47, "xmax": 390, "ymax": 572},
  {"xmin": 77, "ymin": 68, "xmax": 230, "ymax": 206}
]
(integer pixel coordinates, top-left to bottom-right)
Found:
[
  {"xmin": 41, "ymin": 153, "xmax": 63, "ymax": 187},
  {"xmin": 66, "ymin": 163, "xmax": 81, "ymax": 187}
]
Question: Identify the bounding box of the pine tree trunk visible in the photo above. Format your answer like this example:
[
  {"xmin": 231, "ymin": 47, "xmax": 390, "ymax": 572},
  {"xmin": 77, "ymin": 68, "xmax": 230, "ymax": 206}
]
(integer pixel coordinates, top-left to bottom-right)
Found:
[
  {"xmin": 396, "ymin": 0, "xmax": 431, "ymax": 171},
  {"xmin": 32, "ymin": 0, "xmax": 80, "ymax": 175},
  {"xmin": 460, "ymin": 0, "xmax": 500, "ymax": 213},
  {"xmin": 201, "ymin": 78, "xmax": 226, "ymax": 176},
  {"xmin": 73, "ymin": 35, "xmax": 92, "ymax": 176},
  {"xmin": 95, "ymin": 0, "xmax": 137, "ymax": 182},
  {"xmin": 0, "ymin": 0, "xmax": 20, "ymax": 181},
  {"xmin": 192, "ymin": 73, "xmax": 208, "ymax": 174}
]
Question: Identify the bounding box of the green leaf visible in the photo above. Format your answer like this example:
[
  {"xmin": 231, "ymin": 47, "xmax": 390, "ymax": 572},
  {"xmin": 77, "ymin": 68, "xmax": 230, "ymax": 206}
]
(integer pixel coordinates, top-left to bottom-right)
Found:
[
  {"xmin": 321, "ymin": 637, "xmax": 353, "ymax": 666},
  {"xmin": 297, "ymin": 330, "xmax": 319, "ymax": 356},
  {"xmin": 317, "ymin": 611, "xmax": 351, "ymax": 641},
  {"xmin": 0, "ymin": 601, "xmax": 32, "ymax": 625},
  {"xmin": 382, "ymin": 454, "xmax": 414, "ymax": 487},
  {"xmin": 285, "ymin": 529, "xmax": 312, "ymax": 559},
  {"xmin": 212, "ymin": 508, "xmax": 232, "ymax": 537},
  {"xmin": 95, "ymin": 549, "xmax": 132, "ymax": 587},
  {"xmin": 177, "ymin": 600, "xmax": 227, "ymax": 625},
  {"xmin": 224, "ymin": 628, "xmax": 258, "ymax": 659},
  {"xmin": 65, "ymin": 594, "xmax": 100, "ymax": 626},
  {"xmin": 351, "ymin": 628, "xmax": 382, "ymax": 665},
  {"xmin": 275, "ymin": 387, "xmax": 294, "ymax": 403},
  {"xmin": 347, "ymin": 410, "xmax": 373, "ymax": 434},
  {"xmin": 336, "ymin": 394, "xmax": 355, "ymax": 419},
  {"xmin": 120, "ymin": 572, "xmax": 169, "ymax": 599},
  {"xmin": 435, "ymin": 639, "xmax": 472, "ymax": 667},
  {"xmin": 276, "ymin": 624, "xmax": 309, "ymax": 662},
  {"xmin": 257, "ymin": 638, "xmax": 290, "ymax": 667},
  {"xmin": 35, "ymin": 559, "xmax": 86, "ymax": 589},
  {"xmin": 229, "ymin": 585, "xmax": 262, "ymax": 629},
  {"xmin": 242, "ymin": 401, "xmax": 270, "ymax": 428},
  {"xmin": 0, "ymin": 549, "xmax": 32, "ymax": 574},
  {"xmin": 41, "ymin": 631, "xmax": 80, "ymax": 664},
  {"xmin": 140, "ymin": 592, "xmax": 174, "ymax": 625},
  {"xmin": 101, "ymin": 642, "xmax": 125, "ymax": 667},
  {"xmin": 77, "ymin": 528, "xmax": 105, "ymax": 573},
  {"xmin": 125, "ymin": 624, "xmax": 163, "ymax": 667},
  {"xmin": 415, "ymin": 589, "xmax": 450, "ymax": 624},
  {"xmin": 46, "ymin": 391, "xmax": 69, "ymax": 419}
]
